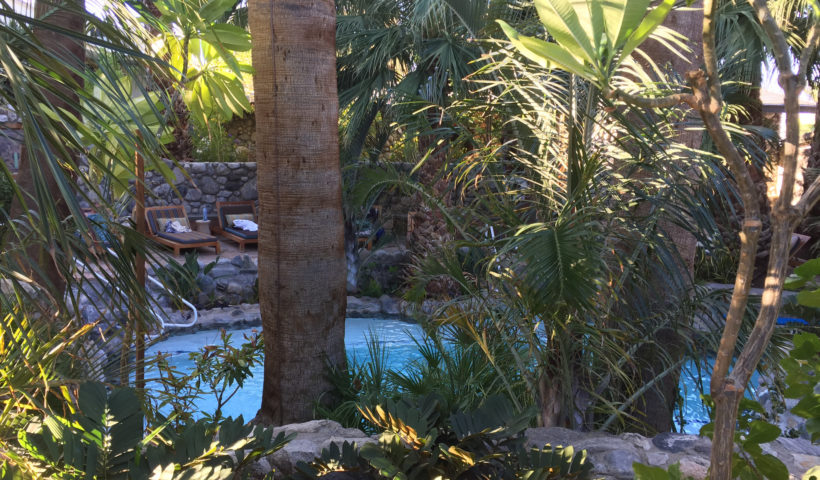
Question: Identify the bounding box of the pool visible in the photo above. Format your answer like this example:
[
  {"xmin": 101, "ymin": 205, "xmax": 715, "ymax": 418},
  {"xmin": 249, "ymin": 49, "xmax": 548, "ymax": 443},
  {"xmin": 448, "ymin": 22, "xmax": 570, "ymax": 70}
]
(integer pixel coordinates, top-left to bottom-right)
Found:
[{"xmin": 146, "ymin": 318, "xmax": 745, "ymax": 434}]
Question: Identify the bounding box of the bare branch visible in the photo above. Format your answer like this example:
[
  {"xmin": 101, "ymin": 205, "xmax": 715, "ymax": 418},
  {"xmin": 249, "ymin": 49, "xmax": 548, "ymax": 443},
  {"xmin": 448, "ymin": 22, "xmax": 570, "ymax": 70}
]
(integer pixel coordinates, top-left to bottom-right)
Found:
[
  {"xmin": 798, "ymin": 20, "xmax": 820, "ymax": 85},
  {"xmin": 702, "ymin": 0, "xmax": 722, "ymax": 108},
  {"xmin": 747, "ymin": 0, "xmax": 794, "ymax": 77},
  {"xmin": 606, "ymin": 87, "xmax": 698, "ymax": 109}
]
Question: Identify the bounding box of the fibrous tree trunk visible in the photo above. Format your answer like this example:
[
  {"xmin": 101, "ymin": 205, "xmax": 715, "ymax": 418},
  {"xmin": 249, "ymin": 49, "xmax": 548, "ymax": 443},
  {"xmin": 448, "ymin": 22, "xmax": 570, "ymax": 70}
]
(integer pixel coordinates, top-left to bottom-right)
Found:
[
  {"xmin": 627, "ymin": 3, "xmax": 703, "ymax": 435},
  {"xmin": 250, "ymin": 0, "xmax": 347, "ymax": 424},
  {"xmin": 11, "ymin": 0, "xmax": 86, "ymax": 295}
]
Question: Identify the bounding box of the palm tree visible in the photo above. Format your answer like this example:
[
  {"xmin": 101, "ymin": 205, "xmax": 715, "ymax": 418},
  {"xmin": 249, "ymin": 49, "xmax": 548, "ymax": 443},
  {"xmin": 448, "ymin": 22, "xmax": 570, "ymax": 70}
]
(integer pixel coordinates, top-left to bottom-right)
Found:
[{"xmin": 249, "ymin": 0, "xmax": 347, "ymax": 424}]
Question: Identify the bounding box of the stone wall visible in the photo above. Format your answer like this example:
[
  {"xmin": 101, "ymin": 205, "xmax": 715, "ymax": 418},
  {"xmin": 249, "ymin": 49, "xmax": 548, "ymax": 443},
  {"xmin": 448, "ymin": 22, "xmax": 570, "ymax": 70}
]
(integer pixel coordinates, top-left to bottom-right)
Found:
[{"xmin": 145, "ymin": 160, "xmax": 257, "ymax": 218}]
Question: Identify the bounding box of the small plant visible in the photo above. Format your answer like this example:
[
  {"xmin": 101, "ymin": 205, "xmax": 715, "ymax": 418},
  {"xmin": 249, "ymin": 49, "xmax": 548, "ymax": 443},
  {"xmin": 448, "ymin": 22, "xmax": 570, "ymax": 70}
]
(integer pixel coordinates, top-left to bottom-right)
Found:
[
  {"xmin": 699, "ymin": 396, "xmax": 788, "ymax": 480},
  {"xmin": 155, "ymin": 252, "xmax": 218, "ymax": 307},
  {"xmin": 193, "ymin": 122, "xmax": 240, "ymax": 163},
  {"xmin": 360, "ymin": 277, "xmax": 384, "ymax": 298},
  {"xmin": 780, "ymin": 332, "xmax": 820, "ymax": 443},
  {"xmin": 150, "ymin": 329, "xmax": 264, "ymax": 429},
  {"xmin": 3, "ymin": 381, "xmax": 290, "ymax": 479},
  {"xmin": 297, "ymin": 394, "xmax": 592, "ymax": 479}
]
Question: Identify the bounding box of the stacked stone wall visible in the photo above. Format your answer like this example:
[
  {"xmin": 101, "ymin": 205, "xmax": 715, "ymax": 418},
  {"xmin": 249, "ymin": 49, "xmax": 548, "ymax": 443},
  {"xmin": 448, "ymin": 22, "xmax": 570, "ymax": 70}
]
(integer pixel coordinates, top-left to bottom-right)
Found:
[{"xmin": 144, "ymin": 161, "xmax": 257, "ymax": 218}]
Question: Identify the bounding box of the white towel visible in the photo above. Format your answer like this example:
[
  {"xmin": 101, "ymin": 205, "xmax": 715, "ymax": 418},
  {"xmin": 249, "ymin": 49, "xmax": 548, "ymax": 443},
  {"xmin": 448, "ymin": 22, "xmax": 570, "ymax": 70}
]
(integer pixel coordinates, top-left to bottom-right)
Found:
[
  {"xmin": 165, "ymin": 220, "xmax": 192, "ymax": 233},
  {"xmin": 233, "ymin": 219, "xmax": 258, "ymax": 232}
]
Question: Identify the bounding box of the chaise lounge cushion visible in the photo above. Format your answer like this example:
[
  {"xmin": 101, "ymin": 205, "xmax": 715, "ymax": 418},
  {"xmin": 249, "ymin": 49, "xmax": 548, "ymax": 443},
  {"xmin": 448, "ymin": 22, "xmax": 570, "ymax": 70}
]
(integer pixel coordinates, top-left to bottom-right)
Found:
[
  {"xmin": 157, "ymin": 231, "xmax": 218, "ymax": 244},
  {"xmin": 223, "ymin": 227, "xmax": 258, "ymax": 240}
]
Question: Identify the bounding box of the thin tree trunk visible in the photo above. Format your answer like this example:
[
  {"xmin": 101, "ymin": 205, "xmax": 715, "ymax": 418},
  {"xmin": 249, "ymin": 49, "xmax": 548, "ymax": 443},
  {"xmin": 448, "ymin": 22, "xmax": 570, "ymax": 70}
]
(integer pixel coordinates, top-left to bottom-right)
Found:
[{"xmin": 250, "ymin": 0, "xmax": 347, "ymax": 424}]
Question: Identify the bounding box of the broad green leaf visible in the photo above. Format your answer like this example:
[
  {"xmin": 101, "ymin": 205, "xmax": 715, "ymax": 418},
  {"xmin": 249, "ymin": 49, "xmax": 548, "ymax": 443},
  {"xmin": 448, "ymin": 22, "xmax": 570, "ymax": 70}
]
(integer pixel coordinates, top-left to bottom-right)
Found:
[
  {"xmin": 743, "ymin": 420, "xmax": 780, "ymax": 444},
  {"xmin": 784, "ymin": 274, "xmax": 809, "ymax": 290},
  {"xmin": 534, "ymin": 0, "xmax": 596, "ymax": 63},
  {"xmin": 796, "ymin": 288, "xmax": 820, "ymax": 308},
  {"xmin": 753, "ymin": 454, "xmax": 788, "ymax": 480},
  {"xmin": 206, "ymin": 24, "xmax": 252, "ymax": 52},
  {"xmin": 603, "ymin": 0, "xmax": 651, "ymax": 47},
  {"xmin": 794, "ymin": 258, "xmax": 820, "ymax": 278},
  {"xmin": 633, "ymin": 462, "xmax": 671, "ymax": 480},
  {"xmin": 198, "ymin": 0, "xmax": 236, "ymax": 23},
  {"xmin": 791, "ymin": 394, "xmax": 820, "ymax": 420},
  {"xmin": 791, "ymin": 332, "xmax": 820, "ymax": 360},
  {"xmin": 498, "ymin": 21, "xmax": 594, "ymax": 80},
  {"xmin": 620, "ymin": 0, "xmax": 675, "ymax": 62}
]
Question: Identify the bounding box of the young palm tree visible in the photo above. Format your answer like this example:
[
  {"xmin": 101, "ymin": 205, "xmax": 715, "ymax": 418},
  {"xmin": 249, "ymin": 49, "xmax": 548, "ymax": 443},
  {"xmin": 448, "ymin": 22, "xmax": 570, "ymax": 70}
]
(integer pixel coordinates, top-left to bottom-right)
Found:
[{"xmin": 249, "ymin": 0, "xmax": 347, "ymax": 424}]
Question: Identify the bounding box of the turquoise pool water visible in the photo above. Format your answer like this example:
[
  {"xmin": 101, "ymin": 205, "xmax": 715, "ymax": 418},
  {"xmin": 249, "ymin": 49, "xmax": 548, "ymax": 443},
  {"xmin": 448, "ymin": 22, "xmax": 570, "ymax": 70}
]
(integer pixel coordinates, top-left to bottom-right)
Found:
[{"xmin": 147, "ymin": 318, "xmax": 741, "ymax": 433}]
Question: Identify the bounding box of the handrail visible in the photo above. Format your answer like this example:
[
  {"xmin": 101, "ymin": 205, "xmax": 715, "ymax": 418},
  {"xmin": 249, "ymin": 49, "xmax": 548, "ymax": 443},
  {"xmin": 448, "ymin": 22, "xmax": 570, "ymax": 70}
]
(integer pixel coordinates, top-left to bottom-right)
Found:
[{"xmin": 74, "ymin": 249, "xmax": 199, "ymax": 331}]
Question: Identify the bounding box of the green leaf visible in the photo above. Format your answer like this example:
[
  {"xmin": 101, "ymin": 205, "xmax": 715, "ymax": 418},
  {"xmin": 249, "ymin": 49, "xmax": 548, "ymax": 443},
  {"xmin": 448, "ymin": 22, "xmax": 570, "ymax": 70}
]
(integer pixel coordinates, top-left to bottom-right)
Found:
[
  {"xmin": 743, "ymin": 420, "xmax": 780, "ymax": 445},
  {"xmin": 791, "ymin": 394, "xmax": 820, "ymax": 420},
  {"xmin": 633, "ymin": 462, "xmax": 672, "ymax": 480},
  {"xmin": 791, "ymin": 333, "xmax": 820, "ymax": 360},
  {"xmin": 794, "ymin": 258, "xmax": 820, "ymax": 278},
  {"xmin": 534, "ymin": 0, "xmax": 596, "ymax": 63},
  {"xmin": 784, "ymin": 274, "xmax": 809, "ymax": 290},
  {"xmin": 620, "ymin": 0, "xmax": 675, "ymax": 61},
  {"xmin": 604, "ymin": 0, "xmax": 652, "ymax": 47},
  {"xmin": 206, "ymin": 24, "xmax": 251, "ymax": 52},
  {"xmin": 753, "ymin": 454, "xmax": 788, "ymax": 480},
  {"xmin": 198, "ymin": 0, "xmax": 236, "ymax": 23},
  {"xmin": 796, "ymin": 288, "xmax": 820, "ymax": 308},
  {"xmin": 497, "ymin": 21, "xmax": 595, "ymax": 81}
]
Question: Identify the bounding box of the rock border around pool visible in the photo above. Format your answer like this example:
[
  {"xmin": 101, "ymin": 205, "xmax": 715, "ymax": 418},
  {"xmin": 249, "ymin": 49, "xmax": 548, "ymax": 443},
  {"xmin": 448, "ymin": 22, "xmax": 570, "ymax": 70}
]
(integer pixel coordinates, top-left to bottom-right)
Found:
[
  {"xmin": 161, "ymin": 296, "xmax": 428, "ymax": 334},
  {"xmin": 238, "ymin": 420, "xmax": 820, "ymax": 479}
]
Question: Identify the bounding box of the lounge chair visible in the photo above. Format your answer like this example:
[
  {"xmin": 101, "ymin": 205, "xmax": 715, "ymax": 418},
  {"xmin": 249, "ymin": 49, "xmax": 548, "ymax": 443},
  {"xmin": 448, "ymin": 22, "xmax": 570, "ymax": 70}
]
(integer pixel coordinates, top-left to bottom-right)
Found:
[
  {"xmin": 145, "ymin": 205, "xmax": 220, "ymax": 256},
  {"xmin": 216, "ymin": 201, "xmax": 258, "ymax": 252}
]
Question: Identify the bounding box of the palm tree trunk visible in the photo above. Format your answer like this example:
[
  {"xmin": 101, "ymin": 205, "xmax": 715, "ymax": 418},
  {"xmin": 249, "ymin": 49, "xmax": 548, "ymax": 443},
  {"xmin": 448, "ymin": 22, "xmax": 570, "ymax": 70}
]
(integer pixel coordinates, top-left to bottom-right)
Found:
[
  {"xmin": 11, "ymin": 0, "xmax": 85, "ymax": 295},
  {"xmin": 249, "ymin": 0, "xmax": 347, "ymax": 424},
  {"xmin": 627, "ymin": 4, "xmax": 703, "ymax": 434}
]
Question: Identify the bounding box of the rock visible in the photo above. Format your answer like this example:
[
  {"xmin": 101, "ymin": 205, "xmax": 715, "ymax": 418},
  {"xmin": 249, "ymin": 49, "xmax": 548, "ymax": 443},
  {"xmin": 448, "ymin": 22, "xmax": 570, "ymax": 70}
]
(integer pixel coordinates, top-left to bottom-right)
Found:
[
  {"xmin": 240, "ymin": 177, "xmax": 258, "ymax": 200},
  {"xmin": 379, "ymin": 295, "xmax": 401, "ymax": 316},
  {"xmin": 209, "ymin": 262, "xmax": 240, "ymax": 279},
  {"xmin": 185, "ymin": 188, "xmax": 202, "ymax": 202},
  {"xmin": 198, "ymin": 177, "xmax": 220, "ymax": 195},
  {"xmin": 267, "ymin": 420, "xmax": 374, "ymax": 478},
  {"xmin": 599, "ymin": 449, "xmax": 642, "ymax": 478},
  {"xmin": 652, "ymin": 432, "xmax": 709, "ymax": 454},
  {"xmin": 346, "ymin": 296, "xmax": 382, "ymax": 317},
  {"xmin": 226, "ymin": 281, "xmax": 244, "ymax": 295},
  {"xmin": 678, "ymin": 458, "xmax": 709, "ymax": 479}
]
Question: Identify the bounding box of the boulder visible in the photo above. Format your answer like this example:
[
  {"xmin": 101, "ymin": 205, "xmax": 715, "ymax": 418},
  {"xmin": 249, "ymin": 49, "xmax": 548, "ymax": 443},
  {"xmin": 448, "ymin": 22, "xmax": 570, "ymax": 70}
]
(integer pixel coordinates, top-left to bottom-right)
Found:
[
  {"xmin": 267, "ymin": 420, "xmax": 374, "ymax": 478},
  {"xmin": 346, "ymin": 296, "xmax": 382, "ymax": 317}
]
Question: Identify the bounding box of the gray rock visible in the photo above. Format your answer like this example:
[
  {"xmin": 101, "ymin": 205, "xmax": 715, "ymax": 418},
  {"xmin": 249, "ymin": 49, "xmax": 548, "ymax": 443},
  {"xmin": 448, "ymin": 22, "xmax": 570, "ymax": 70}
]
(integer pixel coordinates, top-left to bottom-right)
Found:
[
  {"xmin": 346, "ymin": 296, "xmax": 382, "ymax": 317},
  {"xmin": 216, "ymin": 163, "xmax": 230, "ymax": 176},
  {"xmin": 189, "ymin": 162, "xmax": 207, "ymax": 174},
  {"xmin": 599, "ymin": 449, "xmax": 642, "ymax": 478},
  {"xmin": 379, "ymin": 295, "xmax": 401, "ymax": 316},
  {"xmin": 240, "ymin": 177, "xmax": 258, "ymax": 200},
  {"xmin": 652, "ymin": 432, "xmax": 708, "ymax": 453},
  {"xmin": 198, "ymin": 177, "xmax": 221, "ymax": 195},
  {"xmin": 267, "ymin": 420, "xmax": 374, "ymax": 478},
  {"xmin": 209, "ymin": 262, "xmax": 240, "ymax": 279},
  {"xmin": 226, "ymin": 281, "xmax": 244, "ymax": 295},
  {"xmin": 185, "ymin": 188, "xmax": 202, "ymax": 202}
]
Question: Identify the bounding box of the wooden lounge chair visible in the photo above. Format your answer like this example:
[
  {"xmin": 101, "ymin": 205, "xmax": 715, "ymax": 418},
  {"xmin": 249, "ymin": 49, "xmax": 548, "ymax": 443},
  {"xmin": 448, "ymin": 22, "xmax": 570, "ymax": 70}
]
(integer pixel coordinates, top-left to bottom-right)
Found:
[
  {"xmin": 216, "ymin": 201, "xmax": 258, "ymax": 252},
  {"xmin": 145, "ymin": 205, "xmax": 220, "ymax": 256}
]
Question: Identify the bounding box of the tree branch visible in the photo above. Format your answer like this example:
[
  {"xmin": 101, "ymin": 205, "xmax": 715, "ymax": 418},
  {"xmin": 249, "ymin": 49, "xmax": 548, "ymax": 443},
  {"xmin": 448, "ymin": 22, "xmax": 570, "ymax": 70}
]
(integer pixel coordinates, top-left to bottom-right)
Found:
[
  {"xmin": 605, "ymin": 87, "xmax": 698, "ymax": 110},
  {"xmin": 798, "ymin": 20, "xmax": 820, "ymax": 85}
]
